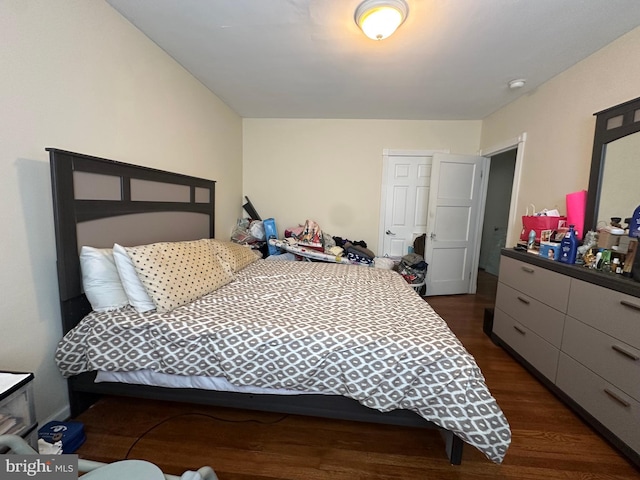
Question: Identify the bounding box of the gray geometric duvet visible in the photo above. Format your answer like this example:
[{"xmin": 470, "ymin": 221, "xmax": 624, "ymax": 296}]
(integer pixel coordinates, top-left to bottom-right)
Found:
[{"xmin": 56, "ymin": 260, "xmax": 511, "ymax": 463}]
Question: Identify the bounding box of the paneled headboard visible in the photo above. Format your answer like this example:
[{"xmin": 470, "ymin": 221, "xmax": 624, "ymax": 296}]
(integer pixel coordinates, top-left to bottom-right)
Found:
[{"xmin": 47, "ymin": 148, "xmax": 216, "ymax": 334}]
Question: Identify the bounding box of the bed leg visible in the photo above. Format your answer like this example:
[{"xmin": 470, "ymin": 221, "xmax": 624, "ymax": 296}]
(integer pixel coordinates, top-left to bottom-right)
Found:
[
  {"xmin": 68, "ymin": 388, "xmax": 100, "ymax": 418},
  {"xmin": 440, "ymin": 430, "xmax": 463, "ymax": 465}
]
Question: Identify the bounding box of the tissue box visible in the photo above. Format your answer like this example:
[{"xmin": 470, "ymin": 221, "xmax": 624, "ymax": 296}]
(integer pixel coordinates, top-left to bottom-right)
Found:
[
  {"xmin": 539, "ymin": 242, "xmax": 560, "ymax": 260},
  {"xmin": 38, "ymin": 421, "xmax": 85, "ymax": 454},
  {"xmin": 597, "ymin": 230, "xmax": 621, "ymax": 249}
]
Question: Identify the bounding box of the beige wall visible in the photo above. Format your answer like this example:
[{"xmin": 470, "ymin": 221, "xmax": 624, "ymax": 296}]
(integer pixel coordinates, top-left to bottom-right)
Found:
[
  {"xmin": 481, "ymin": 26, "xmax": 640, "ymax": 246},
  {"xmin": 243, "ymin": 119, "xmax": 481, "ymax": 253},
  {"xmin": 4, "ymin": 0, "xmax": 638, "ymax": 425},
  {"xmin": 0, "ymin": 0, "xmax": 242, "ymax": 422}
]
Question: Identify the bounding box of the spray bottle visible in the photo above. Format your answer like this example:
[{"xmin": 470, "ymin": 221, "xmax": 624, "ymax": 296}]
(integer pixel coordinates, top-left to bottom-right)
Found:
[{"xmin": 527, "ymin": 230, "xmax": 536, "ymax": 250}]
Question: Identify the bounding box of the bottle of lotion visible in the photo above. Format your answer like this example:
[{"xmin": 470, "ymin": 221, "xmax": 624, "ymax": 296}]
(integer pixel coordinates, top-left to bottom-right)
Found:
[
  {"xmin": 630, "ymin": 204, "xmax": 640, "ymax": 238},
  {"xmin": 559, "ymin": 225, "xmax": 578, "ymax": 264}
]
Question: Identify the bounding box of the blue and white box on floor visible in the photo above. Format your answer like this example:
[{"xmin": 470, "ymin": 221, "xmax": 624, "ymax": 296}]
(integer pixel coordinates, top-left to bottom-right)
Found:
[
  {"xmin": 38, "ymin": 421, "xmax": 86, "ymax": 454},
  {"xmin": 263, "ymin": 218, "xmax": 280, "ymax": 256}
]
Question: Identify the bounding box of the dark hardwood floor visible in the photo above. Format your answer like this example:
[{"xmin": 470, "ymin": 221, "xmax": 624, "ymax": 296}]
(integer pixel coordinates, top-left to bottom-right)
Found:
[{"xmin": 72, "ymin": 271, "xmax": 639, "ymax": 479}]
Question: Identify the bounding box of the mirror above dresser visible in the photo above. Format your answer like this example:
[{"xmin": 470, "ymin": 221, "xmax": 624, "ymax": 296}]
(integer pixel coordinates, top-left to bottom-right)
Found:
[{"xmin": 585, "ymin": 96, "xmax": 640, "ymax": 231}]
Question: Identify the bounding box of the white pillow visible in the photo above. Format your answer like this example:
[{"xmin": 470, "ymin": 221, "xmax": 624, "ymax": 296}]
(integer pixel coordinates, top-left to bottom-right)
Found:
[
  {"xmin": 79, "ymin": 246, "xmax": 129, "ymax": 312},
  {"xmin": 112, "ymin": 243, "xmax": 156, "ymax": 313}
]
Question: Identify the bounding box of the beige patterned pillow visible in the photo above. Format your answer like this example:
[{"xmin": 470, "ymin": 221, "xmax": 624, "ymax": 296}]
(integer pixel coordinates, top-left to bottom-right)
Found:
[
  {"xmin": 124, "ymin": 239, "xmax": 233, "ymax": 313},
  {"xmin": 208, "ymin": 239, "xmax": 260, "ymax": 272}
]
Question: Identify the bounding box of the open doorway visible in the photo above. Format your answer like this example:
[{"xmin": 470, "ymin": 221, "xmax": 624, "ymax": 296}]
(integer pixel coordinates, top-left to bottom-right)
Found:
[
  {"xmin": 476, "ymin": 133, "xmax": 526, "ymax": 284},
  {"xmin": 478, "ymin": 149, "xmax": 517, "ymax": 276}
]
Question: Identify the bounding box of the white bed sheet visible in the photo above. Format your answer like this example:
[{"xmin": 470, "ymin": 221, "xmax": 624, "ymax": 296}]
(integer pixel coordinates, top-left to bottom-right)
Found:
[{"xmin": 95, "ymin": 370, "xmax": 325, "ymax": 396}]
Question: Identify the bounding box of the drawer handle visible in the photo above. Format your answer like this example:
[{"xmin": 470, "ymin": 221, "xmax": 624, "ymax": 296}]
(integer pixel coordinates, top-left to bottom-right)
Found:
[
  {"xmin": 620, "ymin": 300, "xmax": 640, "ymax": 312},
  {"xmin": 517, "ymin": 296, "xmax": 530, "ymax": 305},
  {"xmin": 611, "ymin": 344, "xmax": 639, "ymax": 361},
  {"xmin": 521, "ymin": 266, "xmax": 535, "ymax": 273},
  {"xmin": 513, "ymin": 325, "xmax": 526, "ymax": 335},
  {"xmin": 604, "ymin": 388, "xmax": 631, "ymax": 408}
]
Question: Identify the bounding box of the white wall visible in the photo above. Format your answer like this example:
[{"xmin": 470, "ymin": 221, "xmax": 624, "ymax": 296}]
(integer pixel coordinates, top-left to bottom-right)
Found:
[
  {"xmin": 0, "ymin": 0, "xmax": 243, "ymax": 422},
  {"xmin": 481, "ymin": 26, "xmax": 640, "ymax": 247},
  {"xmin": 243, "ymin": 119, "xmax": 481, "ymax": 253}
]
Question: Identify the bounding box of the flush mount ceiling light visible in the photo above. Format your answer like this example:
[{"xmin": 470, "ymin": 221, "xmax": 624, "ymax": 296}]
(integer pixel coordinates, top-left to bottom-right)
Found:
[
  {"xmin": 355, "ymin": 0, "xmax": 409, "ymax": 41},
  {"xmin": 508, "ymin": 79, "xmax": 526, "ymax": 89}
]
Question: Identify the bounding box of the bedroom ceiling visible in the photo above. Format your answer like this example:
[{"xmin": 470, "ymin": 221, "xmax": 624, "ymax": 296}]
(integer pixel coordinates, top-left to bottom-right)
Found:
[{"xmin": 105, "ymin": 0, "xmax": 640, "ymax": 120}]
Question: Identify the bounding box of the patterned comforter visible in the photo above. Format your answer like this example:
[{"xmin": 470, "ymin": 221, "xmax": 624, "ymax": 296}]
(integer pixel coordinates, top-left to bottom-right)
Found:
[{"xmin": 56, "ymin": 260, "xmax": 511, "ymax": 462}]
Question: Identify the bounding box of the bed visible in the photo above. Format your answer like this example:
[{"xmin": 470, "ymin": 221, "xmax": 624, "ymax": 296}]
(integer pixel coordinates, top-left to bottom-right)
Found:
[{"xmin": 48, "ymin": 148, "xmax": 511, "ymax": 465}]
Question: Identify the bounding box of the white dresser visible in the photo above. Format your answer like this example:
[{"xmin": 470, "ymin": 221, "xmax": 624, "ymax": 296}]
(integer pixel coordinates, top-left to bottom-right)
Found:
[{"xmin": 494, "ymin": 250, "xmax": 640, "ymax": 467}]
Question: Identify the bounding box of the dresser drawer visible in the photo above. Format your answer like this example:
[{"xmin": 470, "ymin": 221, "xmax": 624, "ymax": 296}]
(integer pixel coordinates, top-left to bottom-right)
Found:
[
  {"xmin": 562, "ymin": 316, "xmax": 640, "ymax": 402},
  {"xmin": 567, "ymin": 279, "xmax": 640, "ymax": 348},
  {"xmin": 557, "ymin": 353, "xmax": 640, "ymax": 455},
  {"xmin": 493, "ymin": 308, "xmax": 559, "ymax": 381},
  {"xmin": 498, "ymin": 256, "xmax": 571, "ymax": 312},
  {"xmin": 496, "ymin": 282, "xmax": 565, "ymax": 347}
]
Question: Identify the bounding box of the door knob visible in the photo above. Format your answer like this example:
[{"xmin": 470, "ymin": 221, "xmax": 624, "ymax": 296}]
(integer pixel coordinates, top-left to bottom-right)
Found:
[
  {"xmin": 430, "ymin": 232, "xmax": 436, "ymax": 239},
  {"xmin": 386, "ymin": 230, "xmax": 396, "ymax": 236}
]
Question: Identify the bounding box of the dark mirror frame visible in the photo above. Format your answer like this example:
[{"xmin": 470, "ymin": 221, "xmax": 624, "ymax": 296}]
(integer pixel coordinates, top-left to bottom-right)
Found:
[{"xmin": 585, "ymin": 95, "xmax": 640, "ymax": 232}]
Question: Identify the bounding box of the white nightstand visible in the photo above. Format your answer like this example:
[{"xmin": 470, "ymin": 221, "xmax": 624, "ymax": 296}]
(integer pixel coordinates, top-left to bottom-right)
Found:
[{"xmin": 0, "ymin": 371, "xmax": 37, "ymax": 452}]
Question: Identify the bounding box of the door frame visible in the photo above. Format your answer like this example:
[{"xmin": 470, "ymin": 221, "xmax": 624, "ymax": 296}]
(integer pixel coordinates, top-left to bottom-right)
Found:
[
  {"xmin": 378, "ymin": 149, "xmax": 449, "ymax": 257},
  {"xmin": 479, "ymin": 133, "xmax": 527, "ymax": 249}
]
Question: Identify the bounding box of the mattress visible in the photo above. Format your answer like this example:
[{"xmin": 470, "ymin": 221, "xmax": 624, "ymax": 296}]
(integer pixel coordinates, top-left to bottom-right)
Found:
[{"xmin": 56, "ymin": 259, "xmax": 511, "ymax": 462}]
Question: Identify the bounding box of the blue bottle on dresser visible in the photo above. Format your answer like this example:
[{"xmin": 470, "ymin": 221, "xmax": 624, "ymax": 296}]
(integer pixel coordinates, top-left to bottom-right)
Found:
[
  {"xmin": 630, "ymin": 204, "xmax": 640, "ymax": 238},
  {"xmin": 559, "ymin": 225, "xmax": 578, "ymax": 264}
]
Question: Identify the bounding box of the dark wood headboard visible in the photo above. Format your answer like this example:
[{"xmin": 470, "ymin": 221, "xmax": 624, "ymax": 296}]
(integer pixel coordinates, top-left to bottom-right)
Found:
[{"xmin": 48, "ymin": 148, "xmax": 216, "ymax": 334}]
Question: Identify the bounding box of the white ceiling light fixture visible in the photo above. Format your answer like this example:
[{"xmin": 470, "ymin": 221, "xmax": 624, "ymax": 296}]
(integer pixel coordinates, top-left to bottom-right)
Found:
[
  {"xmin": 508, "ymin": 79, "xmax": 526, "ymax": 89},
  {"xmin": 355, "ymin": 0, "xmax": 409, "ymax": 41}
]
